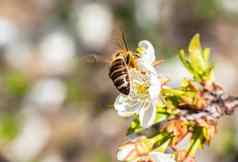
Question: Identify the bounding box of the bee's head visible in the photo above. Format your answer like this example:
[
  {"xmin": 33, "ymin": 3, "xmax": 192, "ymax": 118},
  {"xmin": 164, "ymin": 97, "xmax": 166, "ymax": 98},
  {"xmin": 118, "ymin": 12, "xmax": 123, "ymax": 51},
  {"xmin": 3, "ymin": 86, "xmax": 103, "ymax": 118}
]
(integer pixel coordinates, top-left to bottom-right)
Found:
[{"xmin": 135, "ymin": 40, "xmax": 155, "ymax": 63}]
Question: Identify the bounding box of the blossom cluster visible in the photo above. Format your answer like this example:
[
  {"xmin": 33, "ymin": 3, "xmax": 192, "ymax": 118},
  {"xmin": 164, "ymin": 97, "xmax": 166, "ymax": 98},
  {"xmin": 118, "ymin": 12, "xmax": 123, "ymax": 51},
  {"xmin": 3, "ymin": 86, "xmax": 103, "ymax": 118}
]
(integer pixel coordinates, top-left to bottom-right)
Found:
[{"xmin": 112, "ymin": 34, "xmax": 238, "ymax": 162}]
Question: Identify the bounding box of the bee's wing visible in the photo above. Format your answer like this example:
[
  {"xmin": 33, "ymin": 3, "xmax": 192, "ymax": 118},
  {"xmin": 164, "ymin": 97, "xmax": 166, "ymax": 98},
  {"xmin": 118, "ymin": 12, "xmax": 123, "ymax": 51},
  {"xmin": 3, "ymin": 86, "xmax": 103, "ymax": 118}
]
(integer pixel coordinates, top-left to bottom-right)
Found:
[
  {"xmin": 110, "ymin": 26, "xmax": 129, "ymax": 52},
  {"xmin": 79, "ymin": 54, "xmax": 110, "ymax": 65},
  {"xmin": 80, "ymin": 27, "xmax": 129, "ymax": 65}
]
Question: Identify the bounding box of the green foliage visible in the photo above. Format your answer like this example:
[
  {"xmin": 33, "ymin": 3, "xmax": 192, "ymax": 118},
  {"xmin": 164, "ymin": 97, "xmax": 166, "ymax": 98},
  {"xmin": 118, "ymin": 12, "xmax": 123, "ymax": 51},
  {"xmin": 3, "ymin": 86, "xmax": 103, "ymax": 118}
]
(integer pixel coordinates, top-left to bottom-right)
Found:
[
  {"xmin": 153, "ymin": 132, "xmax": 172, "ymax": 152},
  {"xmin": 178, "ymin": 34, "xmax": 214, "ymax": 82},
  {"xmin": 186, "ymin": 127, "xmax": 204, "ymax": 157},
  {"xmin": 161, "ymin": 80, "xmax": 205, "ymax": 111},
  {"xmin": 155, "ymin": 104, "xmax": 173, "ymax": 123},
  {"xmin": 127, "ymin": 116, "xmax": 142, "ymax": 135}
]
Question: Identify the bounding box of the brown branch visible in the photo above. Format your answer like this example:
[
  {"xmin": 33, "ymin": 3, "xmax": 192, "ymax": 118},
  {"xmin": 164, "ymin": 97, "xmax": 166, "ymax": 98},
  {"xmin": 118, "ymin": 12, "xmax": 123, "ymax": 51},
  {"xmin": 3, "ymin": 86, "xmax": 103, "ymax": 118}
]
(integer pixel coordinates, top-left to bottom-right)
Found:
[{"xmin": 131, "ymin": 91, "xmax": 238, "ymax": 138}]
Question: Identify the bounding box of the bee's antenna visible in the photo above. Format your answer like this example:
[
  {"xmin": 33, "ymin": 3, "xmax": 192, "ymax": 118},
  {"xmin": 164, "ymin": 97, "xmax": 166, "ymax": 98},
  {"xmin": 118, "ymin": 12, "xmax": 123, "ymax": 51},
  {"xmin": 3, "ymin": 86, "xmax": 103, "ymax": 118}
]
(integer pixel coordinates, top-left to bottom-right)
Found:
[{"xmin": 122, "ymin": 32, "xmax": 129, "ymax": 51}]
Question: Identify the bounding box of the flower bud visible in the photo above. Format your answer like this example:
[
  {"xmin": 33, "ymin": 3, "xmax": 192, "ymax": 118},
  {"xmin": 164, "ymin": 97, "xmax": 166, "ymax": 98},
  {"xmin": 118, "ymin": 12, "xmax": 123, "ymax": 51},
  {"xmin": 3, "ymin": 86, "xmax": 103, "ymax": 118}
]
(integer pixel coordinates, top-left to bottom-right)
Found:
[{"xmin": 117, "ymin": 137, "xmax": 152, "ymax": 161}]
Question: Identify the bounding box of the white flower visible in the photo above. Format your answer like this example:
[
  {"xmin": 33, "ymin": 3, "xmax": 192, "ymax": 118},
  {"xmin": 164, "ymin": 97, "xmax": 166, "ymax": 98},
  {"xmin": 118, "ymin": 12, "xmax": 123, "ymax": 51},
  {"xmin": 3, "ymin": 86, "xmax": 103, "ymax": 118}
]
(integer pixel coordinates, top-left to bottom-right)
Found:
[
  {"xmin": 114, "ymin": 69, "xmax": 161, "ymax": 128},
  {"xmin": 133, "ymin": 152, "xmax": 175, "ymax": 162}
]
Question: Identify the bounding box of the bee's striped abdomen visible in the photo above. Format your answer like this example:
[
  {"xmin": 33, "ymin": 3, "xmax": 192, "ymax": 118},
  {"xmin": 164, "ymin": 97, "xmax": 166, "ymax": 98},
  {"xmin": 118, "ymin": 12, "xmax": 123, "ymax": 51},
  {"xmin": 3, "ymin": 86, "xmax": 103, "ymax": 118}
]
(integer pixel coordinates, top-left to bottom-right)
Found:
[{"xmin": 109, "ymin": 57, "xmax": 130, "ymax": 95}]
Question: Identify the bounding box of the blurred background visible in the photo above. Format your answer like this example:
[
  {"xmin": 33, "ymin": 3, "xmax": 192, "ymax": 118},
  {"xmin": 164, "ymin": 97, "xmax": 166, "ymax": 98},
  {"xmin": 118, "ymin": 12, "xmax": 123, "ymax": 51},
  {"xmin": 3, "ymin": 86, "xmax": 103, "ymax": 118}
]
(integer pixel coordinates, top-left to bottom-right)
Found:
[{"xmin": 0, "ymin": 0, "xmax": 238, "ymax": 162}]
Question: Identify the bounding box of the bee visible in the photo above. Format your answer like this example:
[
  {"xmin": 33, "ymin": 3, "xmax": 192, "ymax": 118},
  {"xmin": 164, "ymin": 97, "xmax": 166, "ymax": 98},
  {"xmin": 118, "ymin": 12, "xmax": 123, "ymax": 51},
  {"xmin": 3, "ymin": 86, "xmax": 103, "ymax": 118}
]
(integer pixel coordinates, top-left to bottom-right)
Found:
[
  {"xmin": 108, "ymin": 33, "xmax": 138, "ymax": 95},
  {"xmin": 81, "ymin": 32, "xmax": 161, "ymax": 95}
]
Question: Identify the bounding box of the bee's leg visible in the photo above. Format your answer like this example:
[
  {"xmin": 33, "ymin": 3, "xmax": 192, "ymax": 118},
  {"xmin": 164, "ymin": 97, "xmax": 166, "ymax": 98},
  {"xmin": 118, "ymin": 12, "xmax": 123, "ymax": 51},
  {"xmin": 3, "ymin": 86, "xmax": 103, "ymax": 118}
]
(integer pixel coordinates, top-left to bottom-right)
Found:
[
  {"xmin": 153, "ymin": 59, "xmax": 164, "ymax": 67},
  {"xmin": 125, "ymin": 54, "xmax": 130, "ymax": 65},
  {"xmin": 160, "ymin": 77, "xmax": 169, "ymax": 86},
  {"xmin": 128, "ymin": 54, "xmax": 137, "ymax": 68}
]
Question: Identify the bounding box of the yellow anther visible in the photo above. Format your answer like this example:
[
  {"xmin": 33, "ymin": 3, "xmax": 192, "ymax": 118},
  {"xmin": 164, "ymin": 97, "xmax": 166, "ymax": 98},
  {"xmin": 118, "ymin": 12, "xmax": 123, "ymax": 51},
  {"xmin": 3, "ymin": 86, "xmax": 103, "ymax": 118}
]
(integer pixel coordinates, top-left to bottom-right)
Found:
[
  {"xmin": 136, "ymin": 83, "xmax": 149, "ymax": 95},
  {"xmin": 136, "ymin": 47, "xmax": 145, "ymax": 56}
]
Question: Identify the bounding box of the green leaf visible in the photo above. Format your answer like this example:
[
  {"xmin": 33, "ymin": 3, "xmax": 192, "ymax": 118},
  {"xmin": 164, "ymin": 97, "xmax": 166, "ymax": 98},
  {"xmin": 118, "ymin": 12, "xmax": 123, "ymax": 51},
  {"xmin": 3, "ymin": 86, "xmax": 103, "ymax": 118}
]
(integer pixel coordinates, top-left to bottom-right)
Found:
[
  {"xmin": 156, "ymin": 139, "xmax": 171, "ymax": 152},
  {"xmin": 178, "ymin": 34, "xmax": 214, "ymax": 82},
  {"xmin": 178, "ymin": 50, "xmax": 194, "ymax": 74},
  {"xmin": 155, "ymin": 113, "xmax": 169, "ymax": 123},
  {"xmin": 152, "ymin": 132, "xmax": 171, "ymax": 149},
  {"xmin": 161, "ymin": 87, "xmax": 185, "ymax": 96},
  {"xmin": 190, "ymin": 50, "xmax": 205, "ymax": 73},
  {"xmin": 203, "ymin": 48, "xmax": 210, "ymax": 62},
  {"xmin": 127, "ymin": 116, "xmax": 142, "ymax": 135},
  {"xmin": 186, "ymin": 127, "xmax": 204, "ymax": 157},
  {"xmin": 189, "ymin": 34, "xmax": 201, "ymax": 53},
  {"xmin": 205, "ymin": 64, "xmax": 214, "ymax": 81}
]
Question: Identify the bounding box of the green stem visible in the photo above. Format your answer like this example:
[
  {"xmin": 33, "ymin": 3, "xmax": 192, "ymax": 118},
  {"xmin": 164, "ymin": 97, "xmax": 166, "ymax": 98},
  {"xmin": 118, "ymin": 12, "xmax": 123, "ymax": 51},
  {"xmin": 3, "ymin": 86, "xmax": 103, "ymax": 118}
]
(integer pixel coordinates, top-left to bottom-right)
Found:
[
  {"xmin": 149, "ymin": 132, "xmax": 170, "ymax": 144},
  {"xmin": 186, "ymin": 127, "xmax": 204, "ymax": 158},
  {"xmin": 155, "ymin": 138, "xmax": 171, "ymax": 152},
  {"xmin": 149, "ymin": 132, "xmax": 171, "ymax": 152}
]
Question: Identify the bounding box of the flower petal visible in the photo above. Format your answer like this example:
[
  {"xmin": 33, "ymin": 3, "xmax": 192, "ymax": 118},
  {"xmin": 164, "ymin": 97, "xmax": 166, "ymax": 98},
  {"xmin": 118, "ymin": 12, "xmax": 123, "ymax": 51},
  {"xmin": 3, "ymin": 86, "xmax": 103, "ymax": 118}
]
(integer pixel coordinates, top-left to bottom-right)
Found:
[
  {"xmin": 138, "ymin": 40, "xmax": 156, "ymax": 64},
  {"xmin": 139, "ymin": 102, "xmax": 156, "ymax": 128},
  {"xmin": 149, "ymin": 74, "xmax": 161, "ymax": 106},
  {"xmin": 150, "ymin": 152, "xmax": 175, "ymax": 162},
  {"xmin": 137, "ymin": 59, "xmax": 157, "ymax": 74},
  {"xmin": 117, "ymin": 137, "xmax": 149, "ymax": 161},
  {"xmin": 117, "ymin": 144, "xmax": 135, "ymax": 161},
  {"xmin": 114, "ymin": 94, "xmax": 140, "ymax": 117},
  {"xmin": 130, "ymin": 69, "xmax": 145, "ymax": 82}
]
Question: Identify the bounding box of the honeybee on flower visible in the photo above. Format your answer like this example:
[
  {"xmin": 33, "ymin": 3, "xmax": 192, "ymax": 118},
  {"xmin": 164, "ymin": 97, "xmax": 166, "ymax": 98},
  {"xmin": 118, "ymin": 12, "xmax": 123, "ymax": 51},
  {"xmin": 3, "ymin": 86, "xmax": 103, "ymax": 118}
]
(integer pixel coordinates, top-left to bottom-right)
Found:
[{"xmin": 114, "ymin": 40, "xmax": 163, "ymax": 128}]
